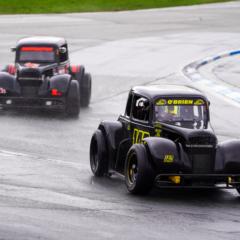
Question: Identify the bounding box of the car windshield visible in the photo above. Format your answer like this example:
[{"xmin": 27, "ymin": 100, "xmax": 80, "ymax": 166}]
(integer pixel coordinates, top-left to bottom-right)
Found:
[
  {"xmin": 155, "ymin": 98, "xmax": 208, "ymax": 129},
  {"xmin": 19, "ymin": 46, "xmax": 55, "ymax": 63}
]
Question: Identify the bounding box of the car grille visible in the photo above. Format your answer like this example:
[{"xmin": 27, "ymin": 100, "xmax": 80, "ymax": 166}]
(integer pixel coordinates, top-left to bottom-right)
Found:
[
  {"xmin": 191, "ymin": 153, "xmax": 214, "ymax": 174},
  {"xmin": 18, "ymin": 69, "xmax": 42, "ymax": 80},
  {"xmin": 189, "ymin": 136, "xmax": 216, "ymax": 145}
]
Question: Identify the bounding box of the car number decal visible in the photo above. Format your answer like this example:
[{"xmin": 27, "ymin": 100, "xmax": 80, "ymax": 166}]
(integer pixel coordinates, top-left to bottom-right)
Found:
[
  {"xmin": 132, "ymin": 128, "xmax": 150, "ymax": 144},
  {"xmin": 163, "ymin": 154, "xmax": 174, "ymax": 163}
]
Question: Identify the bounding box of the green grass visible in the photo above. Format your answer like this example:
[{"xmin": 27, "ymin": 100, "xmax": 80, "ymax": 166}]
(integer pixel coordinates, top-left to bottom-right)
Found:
[{"xmin": 0, "ymin": 0, "xmax": 232, "ymax": 14}]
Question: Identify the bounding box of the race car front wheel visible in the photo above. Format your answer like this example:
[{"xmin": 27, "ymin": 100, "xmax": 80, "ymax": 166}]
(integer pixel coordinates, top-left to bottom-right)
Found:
[
  {"xmin": 80, "ymin": 73, "xmax": 92, "ymax": 107},
  {"xmin": 65, "ymin": 80, "xmax": 80, "ymax": 117},
  {"xmin": 125, "ymin": 144, "xmax": 155, "ymax": 195},
  {"xmin": 90, "ymin": 129, "xmax": 108, "ymax": 177}
]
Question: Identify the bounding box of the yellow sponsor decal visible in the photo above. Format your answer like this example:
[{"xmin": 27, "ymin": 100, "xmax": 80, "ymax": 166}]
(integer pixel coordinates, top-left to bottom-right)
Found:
[
  {"xmin": 132, "ymin": 128, "xmax": 150, "ymax": 144},
  {"xmin": 156, "ymin": 99, "xmax": 206, "ymax": 105},
  {"xmin": 167, "ymin": 99, "xmax": 193, "ymax": 105},
  {"xmin": 156, "ymin": 99, "xmax": 195, "ymax": 105},
  {"xmin": 155, "ymin": 128, "xmax": 161, "ymax": 137},
  {"xmin": 194, "ymin": 99, "xmax": 205, "ymax": 105},
  {"xmin": 156, "ymin": 99, "xmax": 167, "ymax": 106},
  {"xmin": 154, "ymin": 123, "xmax": 162, "ymax": 137},
  {"xmin": 163, "ymin": 154, "xmax": 174, "ymax": 163}
]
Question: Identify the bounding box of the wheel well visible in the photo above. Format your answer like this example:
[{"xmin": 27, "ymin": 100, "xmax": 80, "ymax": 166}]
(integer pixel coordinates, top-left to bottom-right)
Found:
[
  {"xmin": 98, "ymin": 121, "xmax": 124, "ymax": 171},
  {"xmin": 142, "ymin": 142, "xmax": 157, "ymax": 170}
]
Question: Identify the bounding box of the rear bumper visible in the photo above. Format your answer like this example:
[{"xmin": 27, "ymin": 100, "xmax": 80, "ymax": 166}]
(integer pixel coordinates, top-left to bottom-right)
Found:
[
  {"xmin": 0, "ymin": 96, "xmax": 66, "ymax": 110},
  {"xmin": 155, "ymin": 173, "xmax": 240, "ymax": 189}
]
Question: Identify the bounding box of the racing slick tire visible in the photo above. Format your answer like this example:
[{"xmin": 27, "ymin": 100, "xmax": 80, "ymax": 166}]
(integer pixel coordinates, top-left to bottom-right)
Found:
[
  {"xmin": 90, "ymin": 129, "xmax": 108, "ymax": 177},
  {"xmin": 80, "ymin": 73, "xmax": 92, "ymax": 107},
  {"xmin": 65, "ymin": 80, "xmax": 80, "ymax": 117},
  {"xmin": 236, "ymin": 188, "xmax": 240, "ymax": 195},
  {"xmin": 72, "ymin": 65, "xmax": 85, "ymax": 82},
  {"xmin": 125, "ymin": 144, "xmax": 155, "ymax": 195}
]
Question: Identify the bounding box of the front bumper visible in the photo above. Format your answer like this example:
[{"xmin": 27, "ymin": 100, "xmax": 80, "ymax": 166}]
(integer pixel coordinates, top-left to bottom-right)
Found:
[
  {"xmin": 155, "ymin": 173, "xmax": 240, "ymax": 189},
  {"xmin": 0, "ymin": 96, "xmax": 66, "ymax": 110}
]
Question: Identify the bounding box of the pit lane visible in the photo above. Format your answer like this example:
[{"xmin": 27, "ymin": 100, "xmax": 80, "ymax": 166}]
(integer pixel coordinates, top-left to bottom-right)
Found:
[{"xmin": 0, "ymin": 2, "xmax": 240, "ymax": 239}]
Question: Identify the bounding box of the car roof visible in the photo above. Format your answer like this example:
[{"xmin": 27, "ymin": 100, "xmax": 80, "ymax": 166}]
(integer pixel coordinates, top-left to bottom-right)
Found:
[
  {"xmin": 16, "ymin": 36, "xmax": 67, "ymax": 48},
  {"xmin": 131, "ymin": 85, "xmax": 208, "ymax": 101}
]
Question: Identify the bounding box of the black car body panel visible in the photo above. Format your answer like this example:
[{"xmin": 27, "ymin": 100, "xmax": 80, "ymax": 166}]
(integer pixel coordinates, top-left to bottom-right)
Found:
[
  {"xmin": 0, "ymin": 36, "xmax": 92, "ymax": 113},
  {"xmin": 92, "ymin": 85, "xmax": 240, "ymax": 189}
]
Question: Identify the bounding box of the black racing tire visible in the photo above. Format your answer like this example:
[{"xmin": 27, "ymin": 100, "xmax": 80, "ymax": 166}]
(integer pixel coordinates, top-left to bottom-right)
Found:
[
  {"xmin": 125, "ymin": 144, "xmax": 155, "ymax": 195},
  {"xmin": 236, "ymin": 187, "xmax": 240, "ymax": 195},
  {"xmin": 70, "ymin": 65, "xmax": 85, "ymax": 105},
  {"xmin": 70, "ymin": 65, "xmax": 85, "ymax": 80},
  {"xmin": 75, "ymin": 66, "xmax": 85, "ymax": 81},
  {"xmin": 90, "ymin": 129, "xmax": 108, "ymax": 177},
  {"xmin": 80, "ymin": 73, "xmax": 92, "ymax": 107},
  {"xmin": 65, "ymin": 80, "xmax": 80, "ymax": 117}
]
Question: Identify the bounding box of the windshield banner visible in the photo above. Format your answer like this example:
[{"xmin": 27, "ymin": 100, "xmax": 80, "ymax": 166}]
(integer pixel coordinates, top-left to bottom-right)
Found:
[{"xmin": 156, "ymin": 98, "xmax": 205, "ymax": 106}]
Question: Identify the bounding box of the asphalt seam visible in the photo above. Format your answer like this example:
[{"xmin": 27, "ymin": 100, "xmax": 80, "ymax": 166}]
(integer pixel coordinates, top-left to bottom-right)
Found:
[{"xmin": 183, "ymin": 50, "xmax": 240, "ymax": 103}]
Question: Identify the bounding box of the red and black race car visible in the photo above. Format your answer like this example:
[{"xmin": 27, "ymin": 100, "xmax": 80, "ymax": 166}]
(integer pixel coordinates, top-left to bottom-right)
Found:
[{"xmin": 0, "ymin": 36, "xmax": 92, "ymax": 116}]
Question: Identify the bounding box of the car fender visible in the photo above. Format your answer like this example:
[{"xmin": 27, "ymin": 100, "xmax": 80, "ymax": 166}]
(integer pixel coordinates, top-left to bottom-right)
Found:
[
  {"xmin": 215, "ymin": 139, "xmax": 240, "ymax": 173},
  {"xmin": 98, "ymin": 120, "xmax": 124, "ymax": 150},
  {"xmin": 98, "ymin": 120, "xmax": 125, "ymax": 170},
  {"xmin": 49, "ymin": 74, "xmax": 72, "ymax": 94},
  {"xmin": 0, "ymin": 72, "xmax": 20, "ymax": 93},
  {"xmin": 143, "ymin": 137, "xmax": 182, "ymax": 173}
]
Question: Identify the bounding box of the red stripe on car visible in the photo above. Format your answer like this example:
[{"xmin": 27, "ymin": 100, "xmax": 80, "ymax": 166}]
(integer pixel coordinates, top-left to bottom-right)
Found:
[
  {"xmin": 21, "ymin": 47, "xmax": 53, "ymax": 52},
  {"xmin": 71, "ymin": 65, "xmax": 77, "ymax": 73},
  {"xmin": 8, "ymin": 64, "xmax": 16, "ymax": 75}
]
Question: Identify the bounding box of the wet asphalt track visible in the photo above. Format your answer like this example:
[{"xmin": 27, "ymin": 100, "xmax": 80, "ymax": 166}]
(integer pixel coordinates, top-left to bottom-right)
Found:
[{"xmin": 0, "ymin": 2, "xmax": 240, "ymax": 239}]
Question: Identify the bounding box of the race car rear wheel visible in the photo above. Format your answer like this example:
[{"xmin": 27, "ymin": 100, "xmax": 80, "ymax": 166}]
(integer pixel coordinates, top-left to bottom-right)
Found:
[
  {"xmin": 80, "ymin": 73, "xmax": 92, "ymax": 107},
  {"xmin": 90, "ymin": 129, "xmax": 108, "ymax": 177},
  {"xmin": 125, "ymin": 144, "xmax": 155, "ymax": 195},
  {"xmin": 65, "ymin": 80, "xmax": 80, "ymax": 117}
]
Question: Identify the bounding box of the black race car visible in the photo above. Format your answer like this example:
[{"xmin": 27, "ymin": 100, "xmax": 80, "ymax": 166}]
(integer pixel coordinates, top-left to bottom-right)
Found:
[
  {"xmin": 0, "ymin": 36, "xmax": 92, "ymax": 116},
  {"xmin": 90, "ymin": 85, "xmax": 240, "ymax": 194}
]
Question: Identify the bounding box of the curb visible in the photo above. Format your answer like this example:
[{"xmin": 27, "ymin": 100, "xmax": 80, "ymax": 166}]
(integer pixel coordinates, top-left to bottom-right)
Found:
[{"xmin": 183, "ymin": 50, "xmax": 240, "ymax": 103}]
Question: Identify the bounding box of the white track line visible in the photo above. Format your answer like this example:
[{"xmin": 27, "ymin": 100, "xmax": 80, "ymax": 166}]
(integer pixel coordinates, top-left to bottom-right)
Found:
[{"xmin": 183, "ymin": 50, "xmax": 240, "ymax": 103}]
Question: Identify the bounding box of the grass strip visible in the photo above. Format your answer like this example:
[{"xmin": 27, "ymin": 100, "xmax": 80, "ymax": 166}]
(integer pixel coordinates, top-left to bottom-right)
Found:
[{"xmin": 0, "ymin": 0, "xmax": 232, "ymax": 14}]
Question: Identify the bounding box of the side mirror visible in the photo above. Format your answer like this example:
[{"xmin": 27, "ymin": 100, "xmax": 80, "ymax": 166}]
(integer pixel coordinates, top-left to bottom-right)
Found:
[
  {"xmin": 11, "ymin": 47, "xmax": 16, "ymax": 52},
  {"xmin": 59, "ymin": 47, "xmax": 67, "ymax": 54}
]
